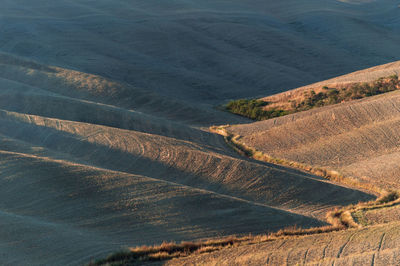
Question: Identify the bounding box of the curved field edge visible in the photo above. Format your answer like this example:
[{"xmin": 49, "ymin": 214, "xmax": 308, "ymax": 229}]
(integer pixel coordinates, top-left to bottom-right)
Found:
[
  {"xmin": 224, "ymin": 90, "xmax": 400, "ymax": 192},
  {"xmin": 87, "ymin": 193, "xmax": 400, "ymax": 265},
  {"xmin": 169, "ymin": 221, "xmax": 400, "ymax": 265},
  {"xmin": 210, "ymin": 124, "xmax": 400, "ymax": 226},
  {"xmin": 210, "ymin": 125, "xmax": 383, "ymax": 196}
]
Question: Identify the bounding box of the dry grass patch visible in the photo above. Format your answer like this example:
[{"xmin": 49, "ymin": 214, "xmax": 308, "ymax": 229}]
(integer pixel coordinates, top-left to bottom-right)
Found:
[
  {"xmin": 330, "ymin": 191, "xmax": 400, "ymax": 227},
  {"xmin": 88, "ymin": 225, "xmax": 347, "ymax": 265},
  {"xmin": 89, "ymin": 192, "xmax": 400, "ymax": 266},
  {"xmin": 88, "ymin": 237, "xmax": 242, "ymax": 265},
  {"xmin": 327, "ymin": 209, "xmax": 360, "ymax": 229}
]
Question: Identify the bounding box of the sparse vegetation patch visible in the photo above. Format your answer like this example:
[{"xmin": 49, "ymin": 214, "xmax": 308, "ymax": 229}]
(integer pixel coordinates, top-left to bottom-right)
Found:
[
  {"xmin": 88, "ymin": 237, "xmax": 241, "ymax": 266},
  {"xmin": 225, "ymin": 99, "xmax": 289, "ymax": 120},
  {"xmin": 295, "ymin": 75, "xmax": 399, "ymax": 111},
  {"xmin": 226, "ymin": 75, "xmax": 400, "ymax": 120}
]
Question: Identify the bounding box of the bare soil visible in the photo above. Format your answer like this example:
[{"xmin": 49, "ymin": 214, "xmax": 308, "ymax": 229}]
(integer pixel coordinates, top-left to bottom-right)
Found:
[{"xmin": 1, "ymin": 0, "xmax": 400, "ymax": 264}]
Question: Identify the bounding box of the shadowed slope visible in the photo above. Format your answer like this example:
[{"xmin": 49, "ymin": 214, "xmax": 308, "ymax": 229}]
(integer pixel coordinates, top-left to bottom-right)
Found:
[
  {"xmin": 0, "ymin": 52, "xmax": 248, "ymax": 126},
  {"xmin": 0, "ymin": 109, "xmax": 374, "ymax": 219},
  {"xmin": 0, "ymin": 148, "xmax": 326, "ymax": 265},
  {"xmin": 0, "ymin": 51, "xmax": 375, "ymax": 265},
  {"xmin": 0, "ymin": 78, "xmax": 374, "ymax": 264}
]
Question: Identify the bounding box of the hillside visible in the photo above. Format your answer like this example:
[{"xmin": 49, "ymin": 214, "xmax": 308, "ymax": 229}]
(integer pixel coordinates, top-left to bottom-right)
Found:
[
  {"xmin": 1, "ymin": 0, "xmax": 400, "ymax": 265},
  {"xmin": 183, "ymin": 60, "xmax": 400, "ymax": 266},
  {"xmin": 0, "ymin": 149, "xmax": 322, "ymax": 265},
  {"xmin": 0, "ymin": 55, "xmax": 374, "ymax": 264},
  {"xmin": 227, "ymin": 87, "xmax": 400, "ymax": 191},
  {"xmin": 93, "ymin": 62, "xmax": 400, "ymax": 264}
]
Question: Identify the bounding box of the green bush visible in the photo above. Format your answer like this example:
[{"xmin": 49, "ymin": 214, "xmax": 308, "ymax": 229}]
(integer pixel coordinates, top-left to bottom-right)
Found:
[
  {"xmin": 226, "ymin": 99, "xmax": 289, "ymax": 120},
  {"xmin": 296, "ymin": 75, "xmax": 399, "ymax": 112}
]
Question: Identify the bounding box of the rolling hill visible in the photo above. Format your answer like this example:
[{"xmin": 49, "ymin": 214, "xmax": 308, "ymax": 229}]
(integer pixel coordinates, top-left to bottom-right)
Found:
[
  {"xmin": 0, "ymin": 54, "xmax": 374, "ymax": 264},
  {"xmin": 2, "ymin": 0, "xmax": 400, "ymax": 105},
  {"xmin": 1, "ymin": 0, "xmax": 400, "ymax": 265}
]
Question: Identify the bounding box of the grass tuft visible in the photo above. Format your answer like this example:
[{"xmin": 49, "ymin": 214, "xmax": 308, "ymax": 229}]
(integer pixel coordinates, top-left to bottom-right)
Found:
[{"xmin": 377, "ymin": 191, "xmax": 400, "ymax": 204}]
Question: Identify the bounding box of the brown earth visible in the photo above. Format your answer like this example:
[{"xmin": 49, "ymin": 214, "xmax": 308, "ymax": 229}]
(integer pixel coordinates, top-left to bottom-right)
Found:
[{"xmin": 2, "ymin": 0, "xmax": 400, "ymax": 264}]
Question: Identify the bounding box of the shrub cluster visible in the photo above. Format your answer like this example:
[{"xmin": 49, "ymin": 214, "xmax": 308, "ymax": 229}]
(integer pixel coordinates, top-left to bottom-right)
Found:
[
  {"xmin": 225, "ymin": 99, "xmax": 289, "ymax": 120},
  {"xmin": 226, "ymin": 75, "xmax": 400, "ymax": 121},
  {"xmin": 295, "ymin": 75, "xmax": 399, "ymax": 111}
]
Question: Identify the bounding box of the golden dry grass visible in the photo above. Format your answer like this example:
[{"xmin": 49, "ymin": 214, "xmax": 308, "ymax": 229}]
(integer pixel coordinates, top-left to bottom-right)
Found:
[{"xmin": 89, "ymin": 226, "xmax": 348, "ymax": 265}]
